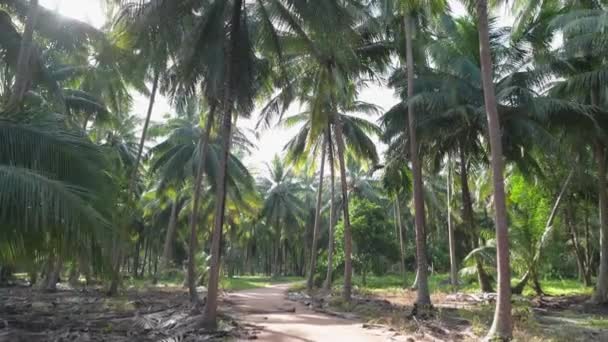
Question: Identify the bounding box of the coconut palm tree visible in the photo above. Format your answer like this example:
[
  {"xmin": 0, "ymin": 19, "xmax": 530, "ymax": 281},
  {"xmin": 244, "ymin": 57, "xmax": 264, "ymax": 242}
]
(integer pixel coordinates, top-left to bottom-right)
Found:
[
  {"xmin": 281, "ymin": 94, "xmax": 381, "ymax": 291},
  {"xmin": 258, "ymin": 155, "xmax": 307, "ymax": 277},
  {"xmin": 475, "ymin": 0, "xmax": 512, "ymax": 337},
  {"xmin": 256, "ymin": 0, "xmax": 389, "ymax": 300}
]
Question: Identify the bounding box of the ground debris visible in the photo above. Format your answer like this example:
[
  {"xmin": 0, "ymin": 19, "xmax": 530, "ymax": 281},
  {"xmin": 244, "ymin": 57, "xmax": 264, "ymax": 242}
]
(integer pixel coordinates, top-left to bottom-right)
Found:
[{"xmin": 0, "ymin": 285, "xmax": 246, "ymax": 342}]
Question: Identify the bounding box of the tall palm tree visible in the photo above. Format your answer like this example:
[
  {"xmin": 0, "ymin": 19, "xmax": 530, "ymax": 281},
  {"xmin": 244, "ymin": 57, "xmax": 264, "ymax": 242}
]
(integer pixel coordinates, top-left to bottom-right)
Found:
[
  {"xmin": 476, "ymin": 0, "xmax": 512, "ymax": 338},
  {"xmin": 546, "ymin": 4, "xmax": 608, "ymax": 304}
]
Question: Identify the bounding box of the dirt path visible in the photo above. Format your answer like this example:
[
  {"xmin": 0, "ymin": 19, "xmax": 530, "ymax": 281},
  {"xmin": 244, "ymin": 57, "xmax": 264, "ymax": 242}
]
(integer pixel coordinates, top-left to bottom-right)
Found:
[{"xmin": 225, "ymin": 283, "xmax": 405, "ymax": 342}]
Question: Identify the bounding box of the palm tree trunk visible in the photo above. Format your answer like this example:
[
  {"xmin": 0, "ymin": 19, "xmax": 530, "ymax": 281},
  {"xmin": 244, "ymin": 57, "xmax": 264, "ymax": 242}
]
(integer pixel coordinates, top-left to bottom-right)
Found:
[
  {"xmin": 160, "ymin": 198, "xmax": 179, "ymax": 274},
  {"xmin": 130, "ymin": 70, "xmax": 160, "ymax": 190},
  {"xmin": 447, "ymin": 155, "xmax": 458, "ymax": 290},
  {"xmin": 476, "ymin": 0, "xmax": 512, "ymax": 338},
  {"xmin": 333, "ymin": 118, "xmax": 353, "ymax": 301},
  {"xmin": 324, "ymin": 132, "xmax": 336, "ymax": 291},
  {"xmin": 459, "ymin": 142, "xmax": 492, "ymax": 292},
  {"xmin": 108, "ymin": 70, "xmax": 160, "ymax": 296},
  {"xmin": 593, "ymin": 141, "xmax": 608, "ymax": 303},
  {"xmin": 307, "ymin": 136, "xmax": 327, "ymax": 291},
  {"xmin": 44, "ymin": 255, "xmax": 62, "ymax": 292},
  {"xmin": 6, "ymin": 0, "xmax": 39, "ymax": 111},
  {"xmin": 584, "ymin": 206, "xmax": 593, "ymax": 285},
  {"xmin": 203, "ymin": 0, "xmax": 243, "ymax": 328},
  {"xmin": 404, "ymin": 14, "xmax": 431, "ymax": 311},
  {"xmin": 186, "ymin": 104, "xmax": 216, "ymax": 303},
  {"xmin": 395, "ymin": 198, "xmax": 407, "ymax": 287}
]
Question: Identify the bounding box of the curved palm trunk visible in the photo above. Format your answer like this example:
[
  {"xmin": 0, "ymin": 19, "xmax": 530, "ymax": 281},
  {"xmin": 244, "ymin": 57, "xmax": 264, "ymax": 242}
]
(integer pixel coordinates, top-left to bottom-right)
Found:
[
  {"xmin": 446, "ymin": 156, "xmax": 458, "ymax": 290},
  {"xmin": 108, "ymin": 69, "xmax": 160, "ymax": 296},
  {"xmin": 512, "ymin": 170, "xmax": 573, "ymax": 295},
  {"xmin": 160, "ymin": 198, "xmax": 179, "ymax": 273},
  {"xmin": 307, "ymin": 136, "xmax": 327, "ymax": 292},
  {"xmin": 186, "ymin": 105, "xmax": 216, "ymax": 303},
  {"xmin": 334, "ymin": 119, "xmax": 353, "ymax": 301},
  {"xmin": 323, "ymin": 132, "xmax": 336, "ymax": 291},
  {"xmin": 6, "ymin": 0, "xmax": 39, "ymax": 111},
  {"xmin": 476, "ymin": 0, "xmax": 512, "ymax": 338},
  {"xmin": 203, "ymin": 0, "xmax": 243, "ymax": 328},
  {"xmin": 404, "ymin": 14, "xmax": 431, "ymax": 310},
  {"xmin": 593, "ymin": 141, "xmax": 608, "ymax": 303},
  {"xmin": 394, "ymin": 198, "xmax": 407, "ymax": 287}
]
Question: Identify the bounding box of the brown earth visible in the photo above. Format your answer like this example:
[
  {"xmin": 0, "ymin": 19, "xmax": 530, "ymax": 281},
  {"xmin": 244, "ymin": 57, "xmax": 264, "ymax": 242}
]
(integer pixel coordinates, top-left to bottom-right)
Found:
[{"xmin": 224, "ymin": 283, "xmax": 410, "ymax": 341}]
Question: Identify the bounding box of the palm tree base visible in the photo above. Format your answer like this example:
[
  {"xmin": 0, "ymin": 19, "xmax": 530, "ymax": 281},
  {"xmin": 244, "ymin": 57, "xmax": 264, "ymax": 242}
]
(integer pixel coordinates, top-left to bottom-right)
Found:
[
  {"xmin": 483, "ymin": 332, "xmax": 512, "ymax": 342},
  {"xmin": 410, "ymin": 303, "xmax": 434, "ymax": 319}
]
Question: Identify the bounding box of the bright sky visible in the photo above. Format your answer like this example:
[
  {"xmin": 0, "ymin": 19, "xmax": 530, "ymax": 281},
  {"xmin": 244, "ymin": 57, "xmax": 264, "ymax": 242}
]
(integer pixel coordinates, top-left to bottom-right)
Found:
[{"xmin": 37, "ymin": 0, "xmax": 510, "ymax": 173}]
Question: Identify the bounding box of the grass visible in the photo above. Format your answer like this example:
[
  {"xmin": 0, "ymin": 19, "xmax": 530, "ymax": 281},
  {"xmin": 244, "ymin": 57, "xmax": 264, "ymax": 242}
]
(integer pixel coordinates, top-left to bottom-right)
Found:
[
  {"xmin": 220, "ymin": 275, "xmax": 304, "ymax": 291},
  {"xmin": 525, "ymin": 278, "xmax": 593, "ymax": 296},
  {"xmin": 121, "ymin": 273, "xmax": 303, "ymax": 292},
  {"xmin": 329, "ymin": 273, "xmax": 592, "ymax": 298}
]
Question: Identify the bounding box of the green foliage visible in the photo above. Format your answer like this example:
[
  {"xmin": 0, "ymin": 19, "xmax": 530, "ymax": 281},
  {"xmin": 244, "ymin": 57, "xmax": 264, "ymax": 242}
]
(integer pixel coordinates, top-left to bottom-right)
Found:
[{"xmin": 335, "ymin": 198, "xmax": 399, "ymax": 278}]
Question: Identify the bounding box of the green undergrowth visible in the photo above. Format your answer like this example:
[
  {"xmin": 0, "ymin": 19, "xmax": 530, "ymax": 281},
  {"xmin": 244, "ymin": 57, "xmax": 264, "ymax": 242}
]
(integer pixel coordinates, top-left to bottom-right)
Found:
[{"xmin": 328, "ymin": 273, "xmax": 592, "ymax": 298}]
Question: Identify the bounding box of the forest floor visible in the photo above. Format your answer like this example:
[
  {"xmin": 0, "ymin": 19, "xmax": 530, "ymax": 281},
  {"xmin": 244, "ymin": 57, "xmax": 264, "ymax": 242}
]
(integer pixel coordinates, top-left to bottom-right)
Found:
[
  {"xmin": 2, "ymin": 276, "xmax": 608, "ymax": 341},
  {"xmin": 0, "ymin": 284, "xmax": 252, "ymax": 341},
  {"xmin": 285, "ymin": 280, "xmax": 608, "ymax": 341}
]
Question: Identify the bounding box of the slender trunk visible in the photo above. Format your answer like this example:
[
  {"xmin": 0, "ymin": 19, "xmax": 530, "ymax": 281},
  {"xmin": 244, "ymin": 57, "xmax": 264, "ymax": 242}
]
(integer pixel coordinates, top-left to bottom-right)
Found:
[
  {"xmin": 404, "ymin": 14, "xmax": 431, "ymax": 309},
  {"xmin": 186, "ymin": 105, "xmax": 216, "ymax": 303},
  {"xmin": 334, "ymin": 119, "xmax": 353, "ymax": 301},
  {"xmin": 459, "ymin": 142, "xmax": 492, "ymax": 292},
  {"xmin": 567, "ymin": 205, "xmax": 587, "ymax": 282},
  {"xmin": 45, "ymin": 255, "xmax": 62, "ymax": 292},
  {"xmin": 6, "ymin": 0, "xmax": 39, "ymax": 111},
  {"xmin": 395, "ymin": 198, "xmax": 407, "ymax": 287},
  {"xmin": 584, "ymin": 207, "xmax": 592, "ymax": 284},
  {"xmin": 160, "ymin": 199, "xmax": 179, "ymax": 274},
  {"xmin": 307, "ymin": 137, "xmax": 327, "ymax": 291},
  {"xmin": 324, "ymin": 132, "xmax": 336, "ymax": 291},
  {"xmin": 108, "ymin": 70, "xmax": 160, "ymax": 295},
  {"xmin": 593, "ymin": 141, "xmax": 608, "ymax": 303},
  {"xmin": 477, "ymin": 0, "xmax": 512, "ymax": 337},
  {"xmin": 133, "ymin": 234, "xmax": 142, "ymax": 278},
  {"xmin": 131, "ymin": 70, "xmax": 160, "ymax": 191},
  {"xmin": 141, "ymin": 238, "xmax": 149, "ymax": 278},
  {"xmin": 513, "ymin": 170, "xmax": 573, "ymax": 294},
  {"xmin": 447, "ymin": 156, "xmax": 458, "ymax": 290},
  {"xmin": 203, "ymin": 0, "xmax": 243, "ymax": 327}
]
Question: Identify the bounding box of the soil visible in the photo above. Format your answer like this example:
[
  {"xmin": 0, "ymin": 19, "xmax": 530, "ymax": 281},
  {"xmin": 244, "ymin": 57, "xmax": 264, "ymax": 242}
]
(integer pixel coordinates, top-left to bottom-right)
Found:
[{"xmin": 223, "ymin": 283, "xmax": 409, "ymax": 341}]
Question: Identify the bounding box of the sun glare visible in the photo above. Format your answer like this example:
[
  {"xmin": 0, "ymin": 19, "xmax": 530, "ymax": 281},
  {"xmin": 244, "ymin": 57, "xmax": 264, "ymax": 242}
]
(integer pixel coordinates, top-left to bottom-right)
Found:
[{"xmin": 40, "ymin": 0, "xmax": 105, "ymax": 28}]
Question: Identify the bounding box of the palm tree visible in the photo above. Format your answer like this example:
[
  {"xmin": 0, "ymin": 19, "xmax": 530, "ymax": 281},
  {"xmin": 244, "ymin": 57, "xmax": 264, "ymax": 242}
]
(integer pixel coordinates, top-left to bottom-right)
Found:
[
  {"xmin": 256, "ymin": 0, "xmax": 389, "ymax": 300},
  {"xmin": 545, "ymin": 5, "xmax": 608, "ymax": 304},
  {"xmin": 476, "ymin": 0, "xmax": 512, "ymax": 337},
  {"xmin": 281, "ymin": 94, "xmax": 381, "ymax": 291},
  {"xmin": 259, "ymin": 155, "xmax": 307, "ymax": 277}
]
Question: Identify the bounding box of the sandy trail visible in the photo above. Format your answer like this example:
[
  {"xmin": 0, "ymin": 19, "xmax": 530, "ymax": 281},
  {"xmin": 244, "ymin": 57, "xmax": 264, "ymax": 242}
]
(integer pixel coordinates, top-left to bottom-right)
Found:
[{"xmin": 226, "ymin": 283, "xmax": 404, "ymax": 342}]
